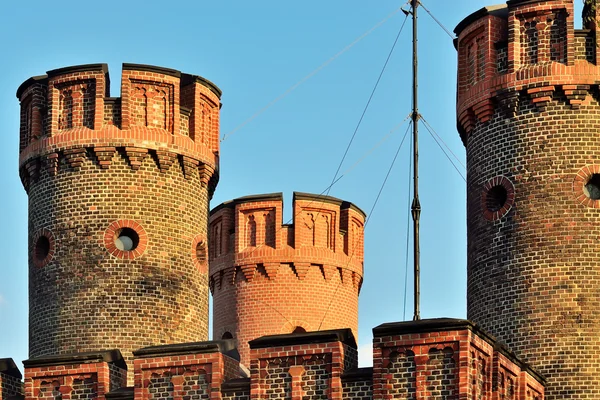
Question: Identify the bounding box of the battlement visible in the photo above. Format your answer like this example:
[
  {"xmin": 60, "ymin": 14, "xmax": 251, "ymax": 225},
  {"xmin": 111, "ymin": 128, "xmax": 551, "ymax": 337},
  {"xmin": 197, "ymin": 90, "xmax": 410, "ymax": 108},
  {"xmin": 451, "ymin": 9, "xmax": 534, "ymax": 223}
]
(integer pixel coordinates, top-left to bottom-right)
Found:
[
  {"xmin": 209, "ymin": 192, "xmax": 365, "ymax": 279},
  {"xmin": 17, "ymin": 63, "xmax": 221, "ymax": 190},
  {"xmin": 209, "ymin": 192, "xmax": 365, "ymax": 365},
  {"xmin": 0, "ymin": 320, "xmax": 545, "ymax": 400},
  {"xmin": 454, "ymin": 0, "xmax": 600, "ymax": 141}
]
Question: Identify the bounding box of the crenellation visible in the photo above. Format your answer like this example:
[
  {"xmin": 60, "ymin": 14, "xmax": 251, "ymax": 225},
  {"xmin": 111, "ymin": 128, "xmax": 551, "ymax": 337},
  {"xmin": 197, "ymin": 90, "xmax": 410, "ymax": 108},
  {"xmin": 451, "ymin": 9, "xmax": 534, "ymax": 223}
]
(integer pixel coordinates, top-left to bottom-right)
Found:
[
  {"xmin": 209, "ymin": 193, "xmax": 365, "ymax": 367},
  {"xmin": 17, "ymin": 64, "xmax": 221, "ymax": 176},
  {"xmin": 456, "ymin": 1, "xmax": 600, "ymax": 397}
]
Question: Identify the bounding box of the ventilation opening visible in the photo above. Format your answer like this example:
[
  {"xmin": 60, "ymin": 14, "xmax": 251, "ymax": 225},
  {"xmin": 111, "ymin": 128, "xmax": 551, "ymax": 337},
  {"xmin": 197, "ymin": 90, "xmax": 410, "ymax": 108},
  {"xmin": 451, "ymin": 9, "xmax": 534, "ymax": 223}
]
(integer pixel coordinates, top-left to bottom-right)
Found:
[
  {"xmin": 584, "ymin": 174, "xmax": 600, "ymax": 200},
  {"xmin": 221, "ymin": 332, "xmax": 233, "ymax": 339},
  {"xmin": 486, "ymin": 185, "xmax": 508, "ymax": 212},
  {"xmin": 34, "ymin": 236, "xmax": 50, "ymax": 262},
  {"xmin": 115, "ymin": 228, "xmax": 140, "ymax": 251},
  {"xmin": 292, "ymin": 327, "xmax": 307, "ymax": 334}
]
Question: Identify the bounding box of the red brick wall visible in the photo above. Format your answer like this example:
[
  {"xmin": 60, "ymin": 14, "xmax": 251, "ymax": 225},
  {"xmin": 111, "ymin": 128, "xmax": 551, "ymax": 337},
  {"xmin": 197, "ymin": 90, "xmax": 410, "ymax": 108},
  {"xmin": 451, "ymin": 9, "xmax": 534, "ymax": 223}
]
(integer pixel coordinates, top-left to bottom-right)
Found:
[
  {"xmin": 23, "ymin": 352, "xmax": 126, "ymax": 400},
  {"xmin": 248, "ymin": 332, "xmax": 357, "ymax": 400},
  {"xmin": 372, "ymin": 319, "xmax": 544, "ymax": 400},
  {"xmin": 17, "ymin": 64, "xmax": 221, "ymax": 373},
  {"xmin": 132, "ymin": 343, "xmax": 240, "ymax": 400},
  {"xmin": 0, "ymin": 359, "xmax": 23, "ymax": 400},
  {"xmin": 456, "ymin": 0, "xmax": 599, "ymax": 398},
  {"xmin": 209, "ymin": 193, "xmax": 365, "ymax": 366}
]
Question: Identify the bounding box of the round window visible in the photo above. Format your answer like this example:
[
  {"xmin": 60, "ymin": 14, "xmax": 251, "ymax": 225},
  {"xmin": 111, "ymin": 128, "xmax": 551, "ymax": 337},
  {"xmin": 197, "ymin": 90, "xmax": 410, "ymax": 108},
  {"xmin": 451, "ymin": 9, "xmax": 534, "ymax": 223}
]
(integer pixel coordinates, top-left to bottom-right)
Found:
[
  {"xmin": 115, "ymin": 228, "xmax": 140, "ymax": 251},
  {"xmin": 584, "ymin": 174, "xmax": 600, "ymax": 200},
  {"xmin": 486, "ymin": 185, "xmax": 508, "ymax": 212},
  {"xmin": 573, "ymin": 165, "xmax": 600, "ymax": 208},
  {"xmin": 482, "ymin": 176, "xmax": 515, "ymax": 221},
  {"xmin": 104, "ymin": 220, "xmax": 147, "ymax": 258},
  {"xmin": 32, "ymin": 228, "xmax": 55, "ymax": 268},
  {"xmin": 35, "ymin": 236, "xmax": 51, "ymax": 262}
]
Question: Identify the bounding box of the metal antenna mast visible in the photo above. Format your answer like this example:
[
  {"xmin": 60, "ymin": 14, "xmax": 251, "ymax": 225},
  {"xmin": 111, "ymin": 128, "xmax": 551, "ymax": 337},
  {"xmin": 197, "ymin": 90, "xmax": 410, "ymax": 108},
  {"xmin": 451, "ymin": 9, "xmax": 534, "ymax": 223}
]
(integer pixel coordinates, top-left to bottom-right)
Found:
[{"xmin": 410, "ymin": 0, "xmax": 421, "ymax": 321}]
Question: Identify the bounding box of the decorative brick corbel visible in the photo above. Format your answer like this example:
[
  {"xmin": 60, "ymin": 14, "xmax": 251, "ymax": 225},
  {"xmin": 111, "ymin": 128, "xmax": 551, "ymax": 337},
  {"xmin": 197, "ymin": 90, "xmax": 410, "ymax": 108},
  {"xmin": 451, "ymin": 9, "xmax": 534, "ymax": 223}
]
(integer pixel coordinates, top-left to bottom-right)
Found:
[
  {"xmin": 93, "ymin": 146, "xmax": 116, "ymax": 169},
  {"xmin": 562, "ymin": 85, "xmax": 590, "ymax": 109},
  {"xmin": 199, "ymin": 163, "xmax": 215, "ymax": 187},
  {"xmin": 124, "ymin": 147, "xmax": 149, "ymax": 170},
  {"xmin": 527, "ymin": 85, "xmax": 555, "ymax": 110},
  {"xmin": 155, "ymin": 150, "xmax": 176, "ymax": 173},
  {"xmin": 458, "ymin": 108, "xmax": 477, "ymax": 136},
  {"xmin": 25, "ymin": 158, "xmax": 40, "ymax": 182},
  {"xmin": 181, "ymin": 156, "xmax": 199, "ymax": 180},
  {"xmin": 293, "ymin": 262, "xmax": 310, "ymax": 280},
  {"xmin": 496, "ymin": 89, "xmax": 520, "ymax": 118},
  {"xmin": 241, "ymin": 264, "xmax": 257, "ymax": 282},
  {"xmin": 45, "ymin": 152, "xmax": 59, "ymax": 176},
  {"xmin": 263, "ymin": 262, "xmax": 280, "ymax": 280},
  {"xmin": 473, "ymin": 99, "xmax": 495, "ymax": 124},
  {"xmin": 64, "ymin": 148, "xmax": 87, "ymax": 171}
]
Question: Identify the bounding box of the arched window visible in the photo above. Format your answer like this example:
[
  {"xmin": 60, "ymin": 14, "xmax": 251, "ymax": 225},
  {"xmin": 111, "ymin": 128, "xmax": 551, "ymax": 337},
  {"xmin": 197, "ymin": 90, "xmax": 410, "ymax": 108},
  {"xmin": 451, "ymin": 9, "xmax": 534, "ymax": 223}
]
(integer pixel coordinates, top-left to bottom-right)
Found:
[{"xmin": 221, "ymin": 331, "xmax": 233, "ymax": 339}]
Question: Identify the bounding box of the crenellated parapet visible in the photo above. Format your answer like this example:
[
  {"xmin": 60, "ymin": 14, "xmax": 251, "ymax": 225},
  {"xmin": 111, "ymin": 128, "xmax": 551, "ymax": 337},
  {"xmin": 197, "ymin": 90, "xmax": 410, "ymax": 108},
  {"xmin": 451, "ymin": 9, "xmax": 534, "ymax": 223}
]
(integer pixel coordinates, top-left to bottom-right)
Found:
[
  {"xmin": 17, "ymin": 63, "xmax": 221, "ymax": 193},
  {"xmin": 209, "ymin": 192, "xmax": 365, "ymax": 286},
  {"xmin": 17, "ymin": 64, "xmax": 222, "ymax": 379},
  {"xmin": 456, "ymin": 1, "xmax": 600, "ymax": 398},
  {"xmin": 0, "ymin": 322, "xmax": 544, "ymax": 400},
  {"xmin": 454, "ymin": 0, "xmax": 600, "ymax": 142},
  {"xmin": 209, "ymin": 192, "xmax": 365, "ymax": 366}
]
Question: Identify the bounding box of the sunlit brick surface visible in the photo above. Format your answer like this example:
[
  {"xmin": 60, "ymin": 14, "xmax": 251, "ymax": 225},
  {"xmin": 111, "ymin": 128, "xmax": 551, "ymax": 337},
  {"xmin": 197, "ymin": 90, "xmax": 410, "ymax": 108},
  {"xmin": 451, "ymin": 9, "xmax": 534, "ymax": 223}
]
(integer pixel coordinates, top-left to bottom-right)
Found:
[
  {"xmin": 17, "ymin": 64, "xmax": 221, "ymax": 376},
  {"xmin": 456, "ymin": 0, "xmax": 600, "ymax": 397}
]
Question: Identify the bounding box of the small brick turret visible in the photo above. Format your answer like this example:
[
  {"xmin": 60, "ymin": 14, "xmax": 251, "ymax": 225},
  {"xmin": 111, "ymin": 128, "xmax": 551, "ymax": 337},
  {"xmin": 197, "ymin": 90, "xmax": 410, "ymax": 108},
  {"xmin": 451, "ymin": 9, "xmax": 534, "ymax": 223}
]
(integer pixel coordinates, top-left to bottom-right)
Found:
[
  {"xmin": 17, "ymin": 64, "xmax": 221, "ymax": 373},
  {"xmin": 456, "ymin": 0, "xmax": 600, "ymax": 397},
  {"xmin": 209, "ymin": 192, "xmax": 365, "ymax": 366}
]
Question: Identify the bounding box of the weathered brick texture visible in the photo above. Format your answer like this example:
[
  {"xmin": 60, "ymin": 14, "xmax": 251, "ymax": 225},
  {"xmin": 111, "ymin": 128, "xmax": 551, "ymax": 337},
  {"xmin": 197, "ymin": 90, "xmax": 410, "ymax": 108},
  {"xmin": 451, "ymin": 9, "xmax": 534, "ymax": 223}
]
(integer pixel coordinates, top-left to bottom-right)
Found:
[
  {"xmin": 341, "ymin": 369, "xmax": 372, "ymax": 400},
  {"xmin": 23, "ymin": 350, "xmax": 127, "ymax": 400},
  {"xmin": 372, "ymin": 319, "xmax": 544, "ymax": 400},
  {"xmin": 16, "ymin": 64, "xmax": 221, "ymax": 376},
  {"xmin": 249, "ymin": 330, "xmax": 358, "ymax": 400},
  {"xmin": 0, "ymin": 359, "xmax": 24, "ymax": 400},
  {"xmin": 209, "ymin": 193, "xmax": 365, "ymax": 366},
  {"xmin": 456, "ymin": 0, "xmax": 600, "ymax": 397},
  {"xmin": 132, "ymin": 340, "xmax": 241, "ymax": 400}
]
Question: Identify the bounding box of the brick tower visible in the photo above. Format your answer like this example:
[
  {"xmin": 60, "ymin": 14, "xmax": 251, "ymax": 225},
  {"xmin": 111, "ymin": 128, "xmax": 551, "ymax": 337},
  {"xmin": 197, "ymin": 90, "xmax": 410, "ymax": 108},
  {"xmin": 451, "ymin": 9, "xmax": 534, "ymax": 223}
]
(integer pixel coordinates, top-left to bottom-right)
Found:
[
  {"xmin": 209, "ymin": 192, "xmax": 365, "ymax": 365},
  {"xmin": 17, "ymin": 64, "xmax": 221, "ymax": 368},
  {"xmin": 456, "ymin": 0, "xmax": 600, "ymax": 397}
]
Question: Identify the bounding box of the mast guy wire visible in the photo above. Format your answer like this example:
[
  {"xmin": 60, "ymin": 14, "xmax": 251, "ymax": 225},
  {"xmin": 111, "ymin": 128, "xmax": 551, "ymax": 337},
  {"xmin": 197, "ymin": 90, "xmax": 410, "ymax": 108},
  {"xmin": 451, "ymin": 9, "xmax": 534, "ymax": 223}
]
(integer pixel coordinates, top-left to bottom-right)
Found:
[
  {"xmin": 327, "ymin": 12, "xmax": 410, "ymax": 195},
  {"xmin": 221, "ymin": 5, "xmax": 406, "ymax": 142},
  {"xmin": 419, "ymin": 1, "xmax": 455, "ymax": 39}
]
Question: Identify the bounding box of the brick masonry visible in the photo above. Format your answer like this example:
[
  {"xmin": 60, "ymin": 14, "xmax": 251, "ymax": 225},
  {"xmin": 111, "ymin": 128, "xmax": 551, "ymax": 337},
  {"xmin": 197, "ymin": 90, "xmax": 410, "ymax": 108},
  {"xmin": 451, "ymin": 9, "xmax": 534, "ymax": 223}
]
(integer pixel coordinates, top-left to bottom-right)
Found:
[
  {"xmin": 16, "ymin": 64, "xmax": 221, "ymax": 377},
  {"xmin": 455, "ymin": 0, "xmax": 600, "ymax": 398},
  {"xmin": 0, "ymin": 321, "xmax": 544, "ymax": 400},
  {"xmin": 209, "ymin": 193, "xmax": 365, "ymax": 366}
]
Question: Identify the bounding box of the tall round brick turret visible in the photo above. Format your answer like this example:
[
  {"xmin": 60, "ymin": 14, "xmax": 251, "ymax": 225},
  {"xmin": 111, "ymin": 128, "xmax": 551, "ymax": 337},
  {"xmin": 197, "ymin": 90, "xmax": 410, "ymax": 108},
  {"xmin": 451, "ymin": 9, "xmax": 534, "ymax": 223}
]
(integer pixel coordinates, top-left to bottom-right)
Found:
[
  {"xmin": 209, "ymin": 192, "xmax": 365, "ymax": 365},
  {"xmin": 17, "ymin": 64, "xmax": 221, "ymax": 370},
  {"xmin": 456, "ymin": 0, "xmax": 600, "ymax": 397}
]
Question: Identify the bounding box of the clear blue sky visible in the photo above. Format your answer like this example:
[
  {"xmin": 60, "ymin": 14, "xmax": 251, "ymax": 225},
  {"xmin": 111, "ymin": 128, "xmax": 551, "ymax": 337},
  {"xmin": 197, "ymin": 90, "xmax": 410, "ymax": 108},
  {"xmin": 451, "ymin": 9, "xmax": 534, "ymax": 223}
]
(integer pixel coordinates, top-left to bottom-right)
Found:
[{"xmin": 0, "ymin": 0, "xmax": 585, "ymax": 369}]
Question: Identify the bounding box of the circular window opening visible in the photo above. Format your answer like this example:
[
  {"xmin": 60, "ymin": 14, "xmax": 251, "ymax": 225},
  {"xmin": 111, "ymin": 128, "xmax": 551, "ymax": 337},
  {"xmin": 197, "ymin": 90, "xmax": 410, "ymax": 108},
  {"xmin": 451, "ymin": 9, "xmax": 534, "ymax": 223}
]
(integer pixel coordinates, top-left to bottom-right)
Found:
[
  {"xmin": 114, "ymin": 228, "xmax": 140, "ymax": 251},
  {"xmin": 34, "ymin": 236, "xmax": 50, "ymax": 262},
  {"xmin": 292, "ymin": 326, "xmax": 307, "ymax": 334},
  {"xmin": 584, "ymin": 174, "xmax": 600, "ymax": 200},
  {"xmin": 221, "ymin": 332, "xmax": 233, "ymax": 339},
  {"xmin": 196, "ymin": 240, "xmax": 207, "ymax": 263},
  {"xmin": 486, "ymin": 185, "xmax": 508, "ymax": 212}
]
